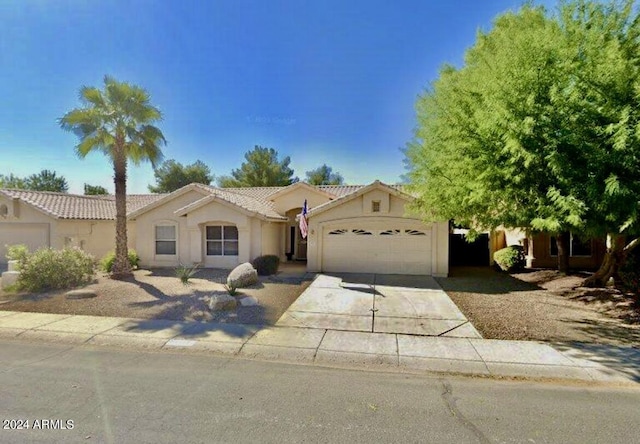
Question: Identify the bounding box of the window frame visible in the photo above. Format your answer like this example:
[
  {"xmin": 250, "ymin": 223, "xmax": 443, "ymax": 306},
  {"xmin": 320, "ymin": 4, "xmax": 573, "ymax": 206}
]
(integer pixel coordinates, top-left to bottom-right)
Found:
[
  {"xmin": 155, "ymin": 224, "xmax": 177, "ymax": 256},
  {"xmin": 549, "ymin": 233, "xmax": 593, "ymax": 257},
  {"xmin": 206, "ymin": 225, "xmax": 239, "ymax": 257}
]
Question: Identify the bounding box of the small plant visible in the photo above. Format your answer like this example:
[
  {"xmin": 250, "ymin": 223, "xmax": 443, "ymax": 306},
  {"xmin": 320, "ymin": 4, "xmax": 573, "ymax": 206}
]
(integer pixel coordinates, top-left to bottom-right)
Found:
[
  {"xmin": 176, "ymin": 263, "xmax": 199, "ymax": 286},
  {"xmin": 5, "ymin": 244, "xmax": 29, "ymax": 269},
  {"xmin": 16, "ymin": 247, "xmax": 96, "ymax": 292},
  {"xmin": 224, "ymin": 283, "xmax": 238, "ymax": 296},
  {"xmin": 493, "ymin": 245, "xmax": 526, "ymax": 272},
  {"xmin": 100, "ymin": 249, "xmax": 140, "ymax": 273},
  {"xmin": 251, "ymin": 254, "xmax": 280, "ymax": 276}
]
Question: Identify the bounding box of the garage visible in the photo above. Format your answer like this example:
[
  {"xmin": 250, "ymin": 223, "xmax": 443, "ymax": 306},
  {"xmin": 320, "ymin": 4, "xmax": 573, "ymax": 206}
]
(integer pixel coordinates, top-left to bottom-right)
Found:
[
  {"xmin": 0, "ymin": 223, "xmax": 50, "ymax": 264},
  {"xmin": 321, "ymin": 222, "xmax": 432, "ymax": 275}
]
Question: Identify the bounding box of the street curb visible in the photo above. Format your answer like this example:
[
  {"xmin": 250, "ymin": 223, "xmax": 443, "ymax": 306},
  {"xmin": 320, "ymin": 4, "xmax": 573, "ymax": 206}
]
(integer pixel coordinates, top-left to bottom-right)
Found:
[{"xmin": 0, "ymin": 310, "xmax": 638, "ymax": 387}]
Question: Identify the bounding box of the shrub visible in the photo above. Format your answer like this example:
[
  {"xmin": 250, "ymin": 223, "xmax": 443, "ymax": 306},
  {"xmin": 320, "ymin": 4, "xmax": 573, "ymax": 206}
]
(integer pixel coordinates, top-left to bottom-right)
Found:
[
  {"xmin": 17, "ymin": 247, "xmax": 96, "ymax": 292},
  {"xmin": 619, "ymin": 248, "xmax": 640, "ymax": 295},
  {"xmin": 251, "ymin": 255, "xmax": 280, "ymax": 276},
  {"xmin": 176, "ymin": 263, "xmax": 199, "ymax": 286},
  {"xmin": 100, "ymin": 250, "xmax": 140, "ymax": 273},
  {"xmin": 493, "ymin": 245, "xmax": 526, "ymax": 272},
  {"xmin": 5, "ymin": 244, "xmax": 29, "ymax": 268}
]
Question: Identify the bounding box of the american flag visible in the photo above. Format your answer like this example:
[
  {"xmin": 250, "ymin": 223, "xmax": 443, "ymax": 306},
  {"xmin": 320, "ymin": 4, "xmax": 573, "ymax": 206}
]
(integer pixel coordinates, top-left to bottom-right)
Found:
[{"xmin": 299, "ymin": 199, "xmax": 308, "ymax": 239}]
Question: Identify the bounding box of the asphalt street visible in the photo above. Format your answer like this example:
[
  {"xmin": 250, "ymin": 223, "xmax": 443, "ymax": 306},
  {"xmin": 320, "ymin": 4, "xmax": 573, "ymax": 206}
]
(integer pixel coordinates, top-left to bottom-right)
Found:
[{"xmin": 1, "ymin": 340, "xmax": 639, "ymax": 444}]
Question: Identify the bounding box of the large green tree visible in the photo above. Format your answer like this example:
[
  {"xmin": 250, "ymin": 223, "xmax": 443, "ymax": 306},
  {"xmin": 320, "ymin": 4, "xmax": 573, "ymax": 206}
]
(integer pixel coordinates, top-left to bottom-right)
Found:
[
  {"xmin": 0, "ymin": 174, "xmax": 25, "ymax": 189},
  {"xmin": 26, "ymin": 170, "xmax": 69, "ymax": 192},
  {"xmin": 84, "ymin": 184, "xmax": 109, "ymax": 195},
  {"xmin": 0, "ymin": 170, "xmax": 68, "ymax": 192},
  {"xmin": 148, "ymin": 159, "xmax": 213, "ymax": 193},
  {"xmin": 218, "ymin": 145, "xmax": 297, "ymax": 187},
  {"xmin": 305, "ymin": 164, "xmax": 344, "ymax": 185},
  {"xmin": 405, "ymin": 0, "xmax": 640, "ymax": 282},
  {"xmin": 60, "ymin": 76, "xmax": 166, "ymax": 277}
]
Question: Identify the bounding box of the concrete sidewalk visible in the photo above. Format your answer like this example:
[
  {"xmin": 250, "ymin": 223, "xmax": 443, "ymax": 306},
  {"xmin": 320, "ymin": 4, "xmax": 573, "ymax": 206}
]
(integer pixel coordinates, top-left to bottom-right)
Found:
[{"xmin": 0, "ymin": 310, "xmax": 638, "ymax": 386}]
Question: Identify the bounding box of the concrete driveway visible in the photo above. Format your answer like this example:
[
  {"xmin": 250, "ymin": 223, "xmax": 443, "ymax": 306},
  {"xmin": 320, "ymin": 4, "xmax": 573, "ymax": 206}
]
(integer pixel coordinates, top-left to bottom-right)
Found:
[{"xmin": 276, "ymin": 273, "xmax": 481, "ymax": 338}]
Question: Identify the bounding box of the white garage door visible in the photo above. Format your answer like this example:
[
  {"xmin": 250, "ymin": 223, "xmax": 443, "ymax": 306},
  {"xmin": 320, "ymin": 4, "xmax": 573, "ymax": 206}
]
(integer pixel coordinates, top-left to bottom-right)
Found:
[
  {"xmin": 0, "ymin": 223, "xmax": 50, "ymax": 264},
  {"xmin": 321, "ymin": 223, "xmax": 432, "ymax": 275}
]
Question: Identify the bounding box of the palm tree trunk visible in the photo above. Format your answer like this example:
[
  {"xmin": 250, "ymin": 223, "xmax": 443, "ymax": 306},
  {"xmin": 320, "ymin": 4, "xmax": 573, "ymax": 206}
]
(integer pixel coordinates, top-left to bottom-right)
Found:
[{"xmin": 111, "ymin": 145, "xmax": 132, "ymax": 278}]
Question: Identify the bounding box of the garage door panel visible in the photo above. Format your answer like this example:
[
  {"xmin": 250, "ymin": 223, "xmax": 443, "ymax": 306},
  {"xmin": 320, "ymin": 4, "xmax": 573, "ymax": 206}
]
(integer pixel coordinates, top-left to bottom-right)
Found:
[
  {"xmin": 322, "ymin": 224, "xmax": 432, "ymax": 275},
  {"xmin": 0, "ymin": 223, "xmax": 50, "ymax": 264}
]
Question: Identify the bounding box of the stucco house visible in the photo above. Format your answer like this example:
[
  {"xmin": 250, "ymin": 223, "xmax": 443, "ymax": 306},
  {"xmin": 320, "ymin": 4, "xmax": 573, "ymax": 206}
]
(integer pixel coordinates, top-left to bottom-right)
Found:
[{"xmin": 0, "ymin": 181, "xmax": 449, "ymax": 276}]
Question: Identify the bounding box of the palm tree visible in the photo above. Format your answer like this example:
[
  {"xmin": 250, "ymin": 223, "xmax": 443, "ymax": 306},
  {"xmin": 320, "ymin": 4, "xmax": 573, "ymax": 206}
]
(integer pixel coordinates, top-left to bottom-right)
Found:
[{"xmin": 60, "ymin": 76, "xmax": 166, "ymax": 278}]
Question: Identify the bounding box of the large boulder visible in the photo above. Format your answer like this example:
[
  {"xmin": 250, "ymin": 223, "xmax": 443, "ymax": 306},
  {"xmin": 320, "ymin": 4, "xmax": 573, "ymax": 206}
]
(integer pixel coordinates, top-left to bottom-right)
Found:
[
  {"xmin": 209, "ymin": 293, "xmax": 238, "ymax": 311},
  {"xmin": 226, "ymin": 262, "xmax": 258, "ymax": 289}
]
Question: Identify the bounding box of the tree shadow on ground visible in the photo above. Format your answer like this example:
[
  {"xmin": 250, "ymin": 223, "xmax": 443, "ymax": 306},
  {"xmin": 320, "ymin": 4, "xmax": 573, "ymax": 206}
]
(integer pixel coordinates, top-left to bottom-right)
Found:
[
  {"xmin": 122, "ymin": 317, "xmax": 262, "ymax": 340},
  {"xmin": 436, "ymin": 267, "xmax": 542, "ymax": 294},
  {"xmin": 551, "ymin": 340, "xmax": 640, "ymax": 382},
  {"xmin": 562, "ymin": 317, "xmax": 640, "ymax": 346}
]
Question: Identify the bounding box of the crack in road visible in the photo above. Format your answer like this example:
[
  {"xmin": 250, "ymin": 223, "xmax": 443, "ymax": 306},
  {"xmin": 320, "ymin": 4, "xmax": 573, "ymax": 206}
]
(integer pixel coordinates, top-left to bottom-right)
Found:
[{"xmin": 440, "ymin": 379, "xmax": 491, "ymax": 444}]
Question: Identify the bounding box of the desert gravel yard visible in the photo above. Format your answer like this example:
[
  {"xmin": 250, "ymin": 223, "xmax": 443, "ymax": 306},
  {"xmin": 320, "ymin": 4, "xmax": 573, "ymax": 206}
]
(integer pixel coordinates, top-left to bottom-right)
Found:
[
  {"xmin": 0, "ymin": 268, "xmax": 311, "ymax": 325},
  {"xmin": 437, "ymin": 267, "xmax": 640, "ymax": 346}
]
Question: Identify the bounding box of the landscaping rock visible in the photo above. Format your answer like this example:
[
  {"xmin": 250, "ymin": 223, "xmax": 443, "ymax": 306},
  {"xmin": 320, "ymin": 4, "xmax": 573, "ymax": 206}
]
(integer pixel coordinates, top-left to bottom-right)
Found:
[
  {"xmin": 7, "ymin": 260, "xmax": 20, "ymax": 272},
  {"xmin": 1, "ymin": 271, "xmax": 20, "ymax": 289},
  {"xmin": 65, "ymin": 289, "xmax": 98, "ymax": 299},
  {"xmin": 209, "ymin": 293, "xmax": 238, "ymax": 311},
  {"xmin": 227, "ymin": 262, "xmax": 258, "ymax": 289},
  {"xmin": 238, "ymin": 296, "xmax": 259, "ymax": 307}
]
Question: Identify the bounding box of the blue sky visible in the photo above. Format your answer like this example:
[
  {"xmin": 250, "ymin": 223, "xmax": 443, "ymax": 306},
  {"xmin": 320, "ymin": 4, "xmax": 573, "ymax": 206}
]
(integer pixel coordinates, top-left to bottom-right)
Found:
[{"xmin": 0, "ymin": 0, "xmax": 557, "ymax": 194}]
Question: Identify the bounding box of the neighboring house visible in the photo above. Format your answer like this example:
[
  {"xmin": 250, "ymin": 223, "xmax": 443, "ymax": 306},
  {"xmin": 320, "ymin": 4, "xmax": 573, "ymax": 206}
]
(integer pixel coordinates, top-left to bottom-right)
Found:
[
  {"xmin": 0, "ymin": 181, "xmax": 450, "ymax": 276},
  {"xmin": 493, "ymin": 228, "xmax": 606, "ymax": 270},
  {"xmin": 0, "ymin": 190, "xmax": 161, "ymax": 263}
]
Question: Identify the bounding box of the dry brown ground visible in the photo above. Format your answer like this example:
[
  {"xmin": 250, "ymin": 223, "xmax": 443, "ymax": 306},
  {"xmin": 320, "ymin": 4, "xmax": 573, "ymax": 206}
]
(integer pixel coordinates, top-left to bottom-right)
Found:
[
  {"xmin": 0, "ymin": 268, "xmax": 311, "ymax": 325},
  {"xmin": 436, "ymin": 267, "xmax": 640, "ymax": 346}
]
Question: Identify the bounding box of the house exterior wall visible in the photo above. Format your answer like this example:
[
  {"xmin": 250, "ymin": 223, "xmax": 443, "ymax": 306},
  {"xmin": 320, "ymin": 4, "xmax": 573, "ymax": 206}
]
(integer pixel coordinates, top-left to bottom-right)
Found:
[
  {"xmin": 496, "ymin": 228, "xmax": 606, "ymax": 270},
  {"xmin": 134, "ymin": 190, "xmax": 206, "ymax": 267},
  {"xmin": 528, "ymin": 232, "xmax": 605, "ymax": 270},
  {"xmin": 270, "ymin": 188, "xmax": 332, "ymax": 215},
  {"xmin": 0, "ymin": 195, "xmax": 133, "ymax": 264},
  {"xmin": 56, "ymin": 219, "xmax": 135, "ymax": 260},
  {"xmin": 261, "ymin": 222, "xmax": 282, "ymax": 257},
  {"xmin": 0, "ymin": 196, "xmax": 53, "ymax": 263},
  {"xmin": 306, "ymin": 191, "xmax": 449, "ymax": 276}
]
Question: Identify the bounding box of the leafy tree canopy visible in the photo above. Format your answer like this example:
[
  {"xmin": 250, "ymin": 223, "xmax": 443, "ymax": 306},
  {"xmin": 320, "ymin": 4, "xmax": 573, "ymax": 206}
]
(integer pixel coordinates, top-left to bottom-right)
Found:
[
  {"xmin": 149, "ymin": 159, "xmax": 213, "ymax": 193},
  {"xmin": 218, "ymin": 145, "xmax": 298, "ymax": 187},
  {"xmin": 84, "ymin": 184, "xmax": 109, "ymax": 195},
  {"xmin": 0, "ymin": 173, "xmax": 26, "ymax": 189},
  {"xmin": 405, "ymin": 0, "xmax": 640, "ymax": 273},
  {"xmin": 0, "ymin": 170, "xmax": 68, "ymax": 193},
  {"xmin": 305, "ymin": 164, "xmax": 344, "ymax": 185}
]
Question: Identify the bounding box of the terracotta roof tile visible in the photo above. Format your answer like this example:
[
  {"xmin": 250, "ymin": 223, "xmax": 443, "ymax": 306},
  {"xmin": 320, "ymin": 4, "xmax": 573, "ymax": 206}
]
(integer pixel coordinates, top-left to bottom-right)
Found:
[
  {"xmin": 0, "ymin": 189, "xmax": 166, "ymax": 220},
  {"xmin": 1, "ymin": 182, "xmax": 409, "ymax": 221}
]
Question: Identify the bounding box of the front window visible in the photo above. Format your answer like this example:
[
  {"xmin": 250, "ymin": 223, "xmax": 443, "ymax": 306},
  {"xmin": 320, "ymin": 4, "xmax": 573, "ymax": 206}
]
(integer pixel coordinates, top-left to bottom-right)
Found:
[
  {"xmin": 155, "ymin": 225, "xmax": 176, "ymax": 255},
  {"xmin": 206, "ymin": 225, "xmax": 239, "ymax": 256},
  {"xmin": 550, "ymin": 233, "xmax": 592, "ymax": 257}
]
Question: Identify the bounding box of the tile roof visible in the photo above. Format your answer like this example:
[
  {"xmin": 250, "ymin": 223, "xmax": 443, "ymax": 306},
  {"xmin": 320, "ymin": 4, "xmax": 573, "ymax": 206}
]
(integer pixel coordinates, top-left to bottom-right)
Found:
[
  {"xmin": 189, "ymin": 184, "xmax": 285, "ymax": 220},
  {"xmin": 0, "ymin": 182, "xmax": 409, "ymax": 221},
  {"xmin": 0, "ymin": 189, "xmax": 166, "ymax": 220}
]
